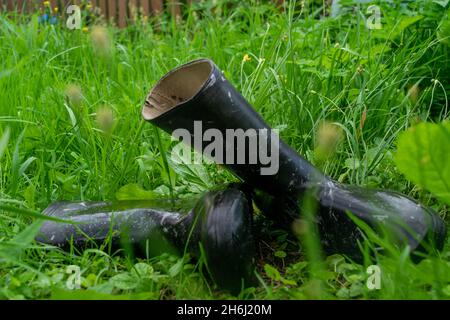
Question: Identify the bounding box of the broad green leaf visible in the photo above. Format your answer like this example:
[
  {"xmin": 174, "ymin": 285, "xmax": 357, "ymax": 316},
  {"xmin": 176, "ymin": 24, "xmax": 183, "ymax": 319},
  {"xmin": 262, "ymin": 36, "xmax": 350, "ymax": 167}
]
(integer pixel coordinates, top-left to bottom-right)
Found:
[
  {"xmin": 349, "ymin": 283, "xmax": 364, "ymax": 298},
  {"xmin": 109, "ymin": 272, "xmax": 138, "ymax": 290},
  {"xmin": 132, "ymin": 263, "xmax": 153, "ymax": 278},
  {"xmin": 344, "ymin": 157, "xmax": 360, "ymax": 170},
  {"xmin": 168, "ymin": 258, "xmax": 184, "ymax": 277},
  {"xmin": 375, "ymin": 15, "xmax": 424, "ymax": 40},
  {"xmin": 10, "ymin": 220, "xmax": 43, "ymax": 247},
  {"xmin": 395, "ymin": 122, "xmax": 450, "ymax": 206},
  {"xmin": 264, "ymin": 264, "xmax": 281, "ymax": 281},
  {"xmin": 168, "ymin": 147, "xmax": 212, "ymax": 192},
  {"xmin": 115, "ymin": 183, "xmax": 157, "ymax": 200},
  {"xmin": 443, "ymin": 285, "xmax": 450, "ymax": 297},
  {"xmin": 433, "ymin": 0, "xmax": 449, "ymax": 7},
  {"xmin": 396, "ymin": 16, "xmax": 424, "ymax": 34},
  {"xmin": 336, "ymin": 287, "xmax": 351, "ymax": 298},
  {"xmin": 281, "ymin": 278, "xmax": 297, "ymax": 286}
]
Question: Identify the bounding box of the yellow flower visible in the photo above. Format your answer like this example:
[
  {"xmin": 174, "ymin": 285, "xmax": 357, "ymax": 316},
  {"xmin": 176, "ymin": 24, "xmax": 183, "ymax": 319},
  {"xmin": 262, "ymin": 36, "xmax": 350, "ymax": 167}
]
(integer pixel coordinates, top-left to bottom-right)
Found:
[
  {"xmin": 43, "ymin": 1, "xmax": 50, "ymax": 6},
  {"xmin": 82, "ymin": 27, "xmax": 89, "ymax": 33},
  {"xmin": 86, "ymin": 3, "xmax": 92, "ymax": 10},
  {"xmin": 243, "ymin": 54, "xmax": 251, "ymax": 62},
  {"xmin": 54, "ymin": 7, "xmax": 59, "ymax": 13}
]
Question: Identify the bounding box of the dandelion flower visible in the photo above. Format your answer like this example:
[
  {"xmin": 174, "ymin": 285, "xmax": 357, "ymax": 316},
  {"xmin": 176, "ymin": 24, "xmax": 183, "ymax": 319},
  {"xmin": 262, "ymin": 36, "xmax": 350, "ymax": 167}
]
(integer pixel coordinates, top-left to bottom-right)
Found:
[
  {"xmin": 43, "ymin": 1, "xmax": 50, "ymax": 7},
  {"xmin": 82, "ymin": 27, "xmax": 89, "ymax": 33},
  {"xmin": 243, "ymin": 54, "xmax": 251, "ymax": 62}
]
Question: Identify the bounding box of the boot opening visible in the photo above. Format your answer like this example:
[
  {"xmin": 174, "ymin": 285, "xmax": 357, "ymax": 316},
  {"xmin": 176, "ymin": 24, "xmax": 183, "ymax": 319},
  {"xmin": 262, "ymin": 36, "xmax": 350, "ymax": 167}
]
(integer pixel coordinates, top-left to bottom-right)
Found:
[{"xmin": 143, "ymin": 59, "xmax": 213, "ymax": 120}]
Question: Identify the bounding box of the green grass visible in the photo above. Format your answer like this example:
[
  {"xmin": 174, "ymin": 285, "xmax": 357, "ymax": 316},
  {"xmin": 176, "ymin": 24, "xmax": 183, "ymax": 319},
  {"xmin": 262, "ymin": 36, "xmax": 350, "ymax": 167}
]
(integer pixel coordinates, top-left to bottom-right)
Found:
[{"xmin": 0, "ymin": 0, "xmax": 449, "ymax": 299}]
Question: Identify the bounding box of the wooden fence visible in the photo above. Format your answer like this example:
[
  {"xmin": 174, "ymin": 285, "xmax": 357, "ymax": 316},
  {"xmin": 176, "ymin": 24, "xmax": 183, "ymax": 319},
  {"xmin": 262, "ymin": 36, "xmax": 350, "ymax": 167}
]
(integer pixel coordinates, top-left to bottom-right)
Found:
[
  {"xmin": 0, "ymin": 1, "xmax": 285, "ymax": 28},
  {"xmin": 0, "ymin": 1, "xmax": 200, "ymax": 28}
]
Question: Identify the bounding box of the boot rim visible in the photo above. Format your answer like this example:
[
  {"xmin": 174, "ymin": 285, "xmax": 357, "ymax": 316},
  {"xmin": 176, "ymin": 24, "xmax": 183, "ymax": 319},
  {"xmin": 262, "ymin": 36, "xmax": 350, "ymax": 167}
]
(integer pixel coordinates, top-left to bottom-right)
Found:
[{"xmin": 142, "ymin": 58, "xmax": 215, "ymax": 121}]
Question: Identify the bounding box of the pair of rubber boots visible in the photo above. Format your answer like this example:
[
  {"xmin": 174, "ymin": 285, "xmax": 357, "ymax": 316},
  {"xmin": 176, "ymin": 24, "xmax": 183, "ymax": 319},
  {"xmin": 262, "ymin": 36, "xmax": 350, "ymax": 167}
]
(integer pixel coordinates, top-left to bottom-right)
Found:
[{"xmin": 37, "ymin": 59, "xmax": 446, "ymax": 294}]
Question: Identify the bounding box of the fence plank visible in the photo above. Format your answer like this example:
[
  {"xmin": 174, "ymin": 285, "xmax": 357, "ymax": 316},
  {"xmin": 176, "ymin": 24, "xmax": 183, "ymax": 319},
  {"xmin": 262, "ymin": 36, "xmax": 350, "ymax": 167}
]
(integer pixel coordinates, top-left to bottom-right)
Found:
[
  {"xmin": 108, "ymin": 0, "xmax": 116, "ymax": 24},
  {"xmin": 128, "ymin": 0, "xmax": 137, "ymax": 21},
  {"xmin": 141, "ymin": 0, "xmax": 150, "ymax": 17},
  {"xmin": 6, "ymin": 0, "xmax": 13, "ymax": 11},
  {"xmin": 99, "ymin": 0, "xmax": 107, "ymax": 19},
  {"xmin": 151, "ymin": 0, "xmax": 163, "ymax": 15},
  {"xmin": 26, "ymin": 0, "xmax": 33, "ymax": 13},
  {"xmin": 16, "ymin": 0, "xmax": 23, "ymax": 13},
  {"xmin": 118, "ymin": 0, "xmax": 127, "ymax": 28},
  {"xmin": 168, "ymin": 0, "xmax": 181, "ymax": 19},
  {"xmin": 50, "ymin": 0, "xmax": 57, "ymax": 10}
]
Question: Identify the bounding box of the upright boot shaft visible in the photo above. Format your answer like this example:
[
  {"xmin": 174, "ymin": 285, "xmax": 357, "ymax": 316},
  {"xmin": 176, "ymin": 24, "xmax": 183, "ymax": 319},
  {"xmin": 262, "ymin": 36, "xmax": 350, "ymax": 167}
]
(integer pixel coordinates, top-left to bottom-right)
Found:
[{"xmin": 143, "ymin": 59, "xmax": 324, "ymax": 196}]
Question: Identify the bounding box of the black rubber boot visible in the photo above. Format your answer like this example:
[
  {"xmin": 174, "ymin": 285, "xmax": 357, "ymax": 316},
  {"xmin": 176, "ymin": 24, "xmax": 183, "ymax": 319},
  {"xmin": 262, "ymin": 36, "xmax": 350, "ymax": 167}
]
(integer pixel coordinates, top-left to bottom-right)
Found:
[
  {"xmin": 142, "ymin": 58, "xmax": 446, "ymax": 260},
  {"xmin": 36, "ymin": 185, "xmax": 255, "ymax": 294}
]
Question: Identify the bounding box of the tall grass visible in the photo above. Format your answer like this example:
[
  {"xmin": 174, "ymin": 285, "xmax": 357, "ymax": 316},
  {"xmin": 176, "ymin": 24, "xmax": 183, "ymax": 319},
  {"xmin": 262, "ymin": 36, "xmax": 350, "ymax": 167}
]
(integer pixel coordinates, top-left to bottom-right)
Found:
[{"xmin": 0, "ymin": 0, "xmax": 449, "ymax": 299}]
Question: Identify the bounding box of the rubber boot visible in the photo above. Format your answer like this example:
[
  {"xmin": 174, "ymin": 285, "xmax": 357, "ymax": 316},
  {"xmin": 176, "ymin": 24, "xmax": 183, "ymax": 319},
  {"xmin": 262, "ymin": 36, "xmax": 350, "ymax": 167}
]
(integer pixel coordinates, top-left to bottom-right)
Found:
[
  {"xmin": 36, "ymin": 184, "xmax": 255, "ymax": 294},
  {"xmin": 142, "ymin": 58, "xmax": 446, "ymax": 260}
]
